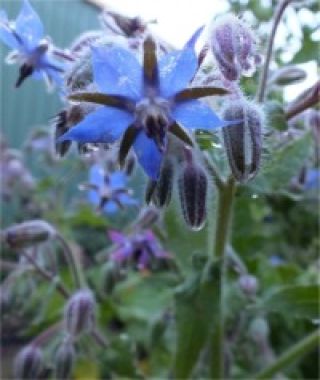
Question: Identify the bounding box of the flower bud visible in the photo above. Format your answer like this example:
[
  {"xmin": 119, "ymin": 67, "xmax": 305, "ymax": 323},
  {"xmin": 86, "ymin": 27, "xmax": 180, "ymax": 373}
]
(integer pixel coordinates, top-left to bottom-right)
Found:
[
  {"xmin": 248, "ymin": 317, "xmax": 270, "ymax": 344},
  {"xmin": 153, "ymin": 158, "xmax": 174, "ymax": 207},
  {"xmin": 101, "ymin": 261, "xmax": 123, "ymax": 295},
  {"xmin": 14, "ymin": 345, "xmax": 44, "ymax": 380},
  {"xmin": 54, "ymin": 340, "xmax": 76, "ymax": 380},
  {"xmin": 178, "ymin": 158, "xmax": 208, "ymax": 230},
  {"xmin": 2, "ymin": 220, "xmax": 55, "ymax": 249},
  {"xmin": 64, "ymin": 289, "xmax": 96, "ymax": 337},
  {"xmin": 209, "ymin": 15, "xmax": 261, "ymax": 81},
  {"xmin": 269, "ymin": 66, "xmax": 306, "ymax": 86},
  {"xmin": 136, "ymin": 206, "xmax": 160, "ymax": 229},
  {"xmin": 238, "ymin": 274, "xmax": 259, "ymax": 297},
  {"xmin": 221, "ymin": 99, "xmax": 263, "ymax": 182}
]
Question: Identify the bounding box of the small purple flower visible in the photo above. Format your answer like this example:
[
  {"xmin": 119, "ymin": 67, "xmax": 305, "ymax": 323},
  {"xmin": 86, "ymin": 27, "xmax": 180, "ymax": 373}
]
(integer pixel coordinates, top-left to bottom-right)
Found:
[
  {"xmin": 109, "ymin": 229, "xmax": 169, "ymax": 270},
  {"xmin": 57, "ymin": 27, "xmax": 236, "ymax": 180},
  {"xmin": 86, "ymin": 164, "xmax": 137, "ymax": 214},
  {"xmin": 0, "ymin": 0, "xmax": 64, "ymax": 88}
]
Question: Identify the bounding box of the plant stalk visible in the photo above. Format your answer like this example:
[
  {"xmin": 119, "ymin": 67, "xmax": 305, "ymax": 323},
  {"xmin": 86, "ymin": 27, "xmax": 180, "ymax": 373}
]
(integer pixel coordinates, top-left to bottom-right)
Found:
[
  {"xmin": 256, "ymin": 0, "xmax": 294, "ymax": 103},
  {"xmin": 255, "ymin": 329, "xmax": 320, "ymax": 379},
  {"xmin": 210, "ymin": 177, "xmax": 236, "ymax": 379}
]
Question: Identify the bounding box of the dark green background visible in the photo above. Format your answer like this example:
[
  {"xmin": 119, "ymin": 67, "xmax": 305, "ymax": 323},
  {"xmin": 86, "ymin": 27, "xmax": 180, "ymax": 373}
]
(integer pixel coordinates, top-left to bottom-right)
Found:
[{"xmin": 0, "ymin": 0, "xmax": 99, "ymax": 148}]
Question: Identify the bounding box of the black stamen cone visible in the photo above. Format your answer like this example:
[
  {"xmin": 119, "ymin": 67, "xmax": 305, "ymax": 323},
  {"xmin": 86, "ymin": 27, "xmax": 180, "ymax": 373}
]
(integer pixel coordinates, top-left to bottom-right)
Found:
[
  {"xmin": 178, "ymin": 162, "xmax": 208, "ymax": 230},
  {"xmin": 16, "ymin": 64, "xmax": 34, "ymax": 88}
]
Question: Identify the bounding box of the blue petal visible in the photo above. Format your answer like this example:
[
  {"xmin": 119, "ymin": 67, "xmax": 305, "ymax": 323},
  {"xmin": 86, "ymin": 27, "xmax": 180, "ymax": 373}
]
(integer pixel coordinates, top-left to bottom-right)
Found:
[
  {"xmin": 103, "ymin": 200, "xmax": 118, "ymax": 214},
  {"xmin": 133, "ymin": 131, "xmax": 162, "ymax": 180},
  {"xmin": 173, "ymin": 99, "xmax": 231, "ymax": 130},
  {"xmin": 57, "ymin": 107, "xmax": 133, "ymax": 144},
  {"xmin": 89, "ymin": 164, "xmax": 105, "ymax": 188},
  {"xmin": 0, "ymin": 10, "xmax": 20, "ymax": 49},
  {"xmin": 91, "ymin": 46, "xmax": 142, "ymax": 100},
  {"xmin": 110, "ymin": 171, "xmax": 127, "ymax": 190},
  {"xmin": 15, "ymin": 0, "xmax": 43, "ymax": 48},
  {"xmin": 159, "ymin": 26, "xmax": 204, "ymax": 98}
]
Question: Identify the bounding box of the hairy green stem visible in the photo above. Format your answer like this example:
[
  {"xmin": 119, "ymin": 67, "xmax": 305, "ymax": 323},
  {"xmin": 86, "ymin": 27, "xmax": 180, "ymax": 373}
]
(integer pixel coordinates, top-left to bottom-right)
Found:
[
  {"xmin": 256, "ymin": 0, "xmax": 294, "ymax": 103},
  {"xmin": 56, "ymin": 233, "xmax": 86, "ymax": 289},
  {"xmin": 255, "ymin": 329, "xmax": 320, "ymax": 379},
  {"xmin": 210, "ymin": 177, "xmax": 236, "ymax": 379}
]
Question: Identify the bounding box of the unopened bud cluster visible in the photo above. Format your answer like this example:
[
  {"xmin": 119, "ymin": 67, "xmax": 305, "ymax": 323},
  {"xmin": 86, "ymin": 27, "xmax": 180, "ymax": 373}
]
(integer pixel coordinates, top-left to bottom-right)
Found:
[
  {"xmin": 54, "ymin": 340, "xmax": 76, "ymax": 380},
  {"xmin": 14, "ymin": 345, "xmax": 44, "ymax": 380},
  {"xmin": 221, "ymin": 99, "xmax": 263, "ymax": 182},
  {"xmin": 64, "ymin": 289, "xmax": 96, "ymax": 337},
  {"xmin": 209, "ymin": 15, "xmax": 261, "ymax": 81}
]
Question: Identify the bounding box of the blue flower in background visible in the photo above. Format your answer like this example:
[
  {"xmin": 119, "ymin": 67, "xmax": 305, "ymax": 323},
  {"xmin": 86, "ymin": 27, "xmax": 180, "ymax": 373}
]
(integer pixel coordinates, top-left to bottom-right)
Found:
[
  {"xmin": 86, "ymin": 164, "xmax": 137, "ymax": 214},
  {"xmin": 0, "ymin": 0, "xmax": 64, "ymax": 88},
  {"xmin": 58, "ymin": 27, "xmax": 236, "ymax": 180}
]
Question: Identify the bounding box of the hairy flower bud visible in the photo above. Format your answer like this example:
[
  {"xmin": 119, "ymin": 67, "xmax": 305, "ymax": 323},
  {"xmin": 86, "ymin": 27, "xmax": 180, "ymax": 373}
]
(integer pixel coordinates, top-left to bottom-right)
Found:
[
  {"xmin": 222, "ymin": 100, "xmax": 263, "ymax": 182},
  {"xmin": 153, "ymin": 158, "xmax": 174, "ymax": 207},
  {"xmin": 54, "ymin": 341, "xmax": 76, "ymax": 380},
  {"xmin": 2, "ymin": 220, "xmax": 55, "ymax": 249},
  {"xmin": 14, "ymin": 345, "xmax": 44, "ymax": 380},
  {"xmin": 269, "ymin": 65, "xmax": 306, "ymax": 86},
  {"xmin": 239, "ymin": 274, "xmax": 259, "ymax": 297},
  {"xmin": 209, "ymin": 15, "xmax": 261, "ymax": 81},
  {"xmin": 178, "ymin": 156, "xmax": 208, "ymax": 230},
  {"xmin": 64, "ymin": 289, "xmax": 96, "ymax": 337},
  {"xmin": 248, "ymin": 317, "xmax": 270, "ymax": 344}
]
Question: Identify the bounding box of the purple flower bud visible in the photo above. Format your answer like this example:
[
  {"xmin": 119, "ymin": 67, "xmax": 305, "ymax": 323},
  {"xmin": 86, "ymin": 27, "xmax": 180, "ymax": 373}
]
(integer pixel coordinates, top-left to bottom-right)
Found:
[
  {"xmin": 153, "ymin": 158, "xmax": 174, "ymax": 207},
  {"xmin": 239, "ymin": 274, "xmax": 259, "ymax": 296},
  {"xmin": 14, "ymin": 345, "xmax": 44, "ymax": 380},
  {"xmin": 64, "ymin": 289, "xmax": 96, "ymax": 337},
  {"xmin": 2, "ymin": 220, "xmax": 55, "ymax": 249},
  {"xmin": 209, "ymin": 15, "xmax": 261, "ymax": 81},
  {"xmin": 54, "ymin": 341, "xmax": 76, "ymax": 380},
  {"xmin": 178, "ymin": 155, "xmax": 208, "ymax": 231},
  {"xmin": 269, "ymin": 66, "xmax": 306, "ymax": 86},
  {"xmin": 221, "ymin": 99, "xmax": 263, "ymax": 182}
]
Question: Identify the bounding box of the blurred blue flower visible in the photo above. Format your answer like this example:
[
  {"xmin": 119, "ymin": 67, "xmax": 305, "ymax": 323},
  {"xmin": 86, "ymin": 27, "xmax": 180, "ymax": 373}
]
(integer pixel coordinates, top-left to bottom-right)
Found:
[
  {"xmin": 86, "ymin": 164, "xmax": 137, "ymax": 214},
  {"xmin": 304, "ymin": 168, "xmax": 320, "ymax": 190},
  {"xmin": 0, "ymin": 0, "xmax": 64, "ymax": 88},
  {"xmin": 108, "ymin": 229, "xmax": 170, "ymax": 270},
  {"xmin": 58, "ymin": 27, "xmax": 236, "ymax": 180}
]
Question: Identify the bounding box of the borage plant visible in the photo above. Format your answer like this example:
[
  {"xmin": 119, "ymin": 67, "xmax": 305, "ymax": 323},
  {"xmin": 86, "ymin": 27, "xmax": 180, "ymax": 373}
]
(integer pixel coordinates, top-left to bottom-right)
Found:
[{"xmin": 1, "ymin": 0, "xmax": 319, "ymax": 379}]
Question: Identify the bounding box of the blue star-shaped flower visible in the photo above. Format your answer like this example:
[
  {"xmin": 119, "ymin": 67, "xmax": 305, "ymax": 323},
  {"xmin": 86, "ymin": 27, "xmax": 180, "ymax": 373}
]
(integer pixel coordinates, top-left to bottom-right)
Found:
[
  {"xmin": 58, "ymin": 27, "xmax": 235, "ymax": 179},
  {"xmin": 0, "ymin": 0, "xmax": 64, "ymax": 88},
  {"xmin": 86, "ymin": 164, "xmax": 138, "ymax": 214}
]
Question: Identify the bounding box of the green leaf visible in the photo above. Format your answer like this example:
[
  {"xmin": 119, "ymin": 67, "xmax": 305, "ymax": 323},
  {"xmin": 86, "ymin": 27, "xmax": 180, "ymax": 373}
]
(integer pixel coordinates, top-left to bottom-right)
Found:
[
  {"xmin": 292, "ymin": 28, "xmax": 319, "ymax": 64},
  {"xmin": 265, "ymin": 101, "xmax": 288, "ymax": 131},
  {"xmin": 173, "ymin": 262, "xmax": 220, "ymax": 378},
  {"xmin": 257, "ymin": 285, "xmax": 320, "ymax": 319},
  {"xmin": 250, "ymin": 132, "xmax": 312, "ymax": 193}
]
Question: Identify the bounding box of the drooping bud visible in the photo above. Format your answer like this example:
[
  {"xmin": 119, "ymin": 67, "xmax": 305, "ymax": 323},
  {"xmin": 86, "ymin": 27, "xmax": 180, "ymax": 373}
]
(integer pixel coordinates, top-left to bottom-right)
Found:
[
  {"xmin": 221, "ymin": 99, "xmax": 263, "ymax": 182},
  {"xmin": 209, "ymin": 15, "xmax": 261, "ymax": 81},
  {"xmin": 2, "ymin": 220, "xmax": 55, "ymax": 249},
  {"xmin": 178, "ymin": 150, "xmax": 208, "ymax": 230},
  {"xmin": 269, "ymin": 65, "xmax": 306, "ymax": 86},
  {"xmin": 153, "ymin": 158, "xmax": 174, "ymax": 207},
  {"xmin": 238, "ymin": 274, "xmax": 259, "ymax": 297},
  {"xmin": 54, "ymin": 340, "xmax": 76, "ymax": 380},
  {"xmin": 64, "ymin": 289, "xmax": 96, "ymax": 338},
  {"xmin": 14, "ymin": 345, "xmax": 44, "ymax": 380}
]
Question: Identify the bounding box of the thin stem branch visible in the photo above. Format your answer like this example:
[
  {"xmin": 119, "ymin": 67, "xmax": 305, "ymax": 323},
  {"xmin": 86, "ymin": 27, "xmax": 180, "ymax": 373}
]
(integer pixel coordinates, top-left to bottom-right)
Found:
[
  {"xmin": 21, "ymin": 250, "xmax": 108, "ymax": 349},
  {"xmin": 203, "ymin": 152, "xmax": 225, "ymax": 190},
  {"xmin": 210, "ymin": 177, "xmax": 236, "ymax": 380},
  {"xmin": 55, "ymin": 233, "xmax": 85, "ymax": 289},
  {"xmin": 255, "ymin": 329, "xmax": 320, "ymax": 380},
  {"xmin": 256, "ymin": 0, "xmax": 294, "ymax": 103}
]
